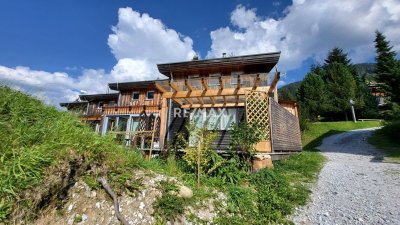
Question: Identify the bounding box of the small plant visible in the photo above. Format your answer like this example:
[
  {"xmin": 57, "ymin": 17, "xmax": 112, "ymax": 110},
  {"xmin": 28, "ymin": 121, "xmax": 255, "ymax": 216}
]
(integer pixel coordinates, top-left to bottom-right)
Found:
[
  {"xmin": 181, "ymin": 122, "xmax": 217, "ymax": 187},
  {"xmin": 153, "ymin": 180, "xmax": 187, "ymax": 222}
]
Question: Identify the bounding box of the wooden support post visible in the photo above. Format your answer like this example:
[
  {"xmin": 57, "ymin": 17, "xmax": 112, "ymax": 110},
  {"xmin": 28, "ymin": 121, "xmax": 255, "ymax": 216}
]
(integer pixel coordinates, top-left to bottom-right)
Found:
[
  {"xmin": 237, "ymin": 75, "xmax": 241, "ymax": 89},
  {"xmin": 148, "ymin": 116, "xmax": 158, "ymax": 160},
  {"xmin": 268, "ymin": 72, "xmax": 280, "ymax": 102},
  {"xmin": 158, "ymin": 98, "xmax": 168, "ymax": 149},
  {"xmin": 253, "ymin": 74, "xmax": 261, "ymax": 90}
]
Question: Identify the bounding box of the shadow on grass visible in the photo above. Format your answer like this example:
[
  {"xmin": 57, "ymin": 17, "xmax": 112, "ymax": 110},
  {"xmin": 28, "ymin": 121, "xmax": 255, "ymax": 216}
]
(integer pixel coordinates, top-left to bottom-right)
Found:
[
  {"xmin": 303, "ymin": 129, "xmax": 388, "ymax": 163},
  {"xmin": 303, "ymin": 130, "xmax": 342, "ymax": 151}
]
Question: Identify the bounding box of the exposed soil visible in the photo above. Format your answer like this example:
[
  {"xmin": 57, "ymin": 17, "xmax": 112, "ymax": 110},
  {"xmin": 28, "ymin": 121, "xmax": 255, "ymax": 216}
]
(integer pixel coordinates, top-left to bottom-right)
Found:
[{"xmin": 292, "ymin": 128, "xmax": 400, "ymax": 225}]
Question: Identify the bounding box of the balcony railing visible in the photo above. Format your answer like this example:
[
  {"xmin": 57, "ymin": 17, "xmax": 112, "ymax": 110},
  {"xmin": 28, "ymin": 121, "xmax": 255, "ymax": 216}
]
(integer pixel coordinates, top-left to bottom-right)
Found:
[{"xmin": 102, "ymin": 105, "xmax": 161, "ymax": 115}]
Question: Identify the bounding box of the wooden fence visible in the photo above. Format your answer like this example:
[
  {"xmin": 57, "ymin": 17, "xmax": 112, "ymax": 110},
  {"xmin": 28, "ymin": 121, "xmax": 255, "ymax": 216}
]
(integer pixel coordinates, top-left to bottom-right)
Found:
[{"xmin": 270, "ymin": 99, "xmax": 302, "ymax": 153}]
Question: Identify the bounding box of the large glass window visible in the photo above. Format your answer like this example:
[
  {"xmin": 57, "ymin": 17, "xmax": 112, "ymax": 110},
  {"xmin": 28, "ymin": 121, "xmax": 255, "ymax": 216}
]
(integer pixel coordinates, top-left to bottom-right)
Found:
[{"xmin": 190, "ymin": 108, "xmax": 237, "ymax": 130}]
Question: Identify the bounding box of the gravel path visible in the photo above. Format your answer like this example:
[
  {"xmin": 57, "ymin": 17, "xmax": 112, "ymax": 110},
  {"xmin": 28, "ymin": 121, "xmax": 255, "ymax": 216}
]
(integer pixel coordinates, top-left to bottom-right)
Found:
[{"xmin": 292, "ymin": 128, "xmax": 400, "ymax": 225}]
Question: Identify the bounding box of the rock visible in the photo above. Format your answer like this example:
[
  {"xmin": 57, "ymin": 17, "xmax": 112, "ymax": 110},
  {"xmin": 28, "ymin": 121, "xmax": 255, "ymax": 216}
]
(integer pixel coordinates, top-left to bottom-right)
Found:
[
  {"xmin": 139, "ymin": 202, "xmax": 145, "ymax": 209},
  {"xmin": 82, "ymin": 213, "xmax": 88, "ymax": 222},
  {"xmin": 67, "ymin": 203, "xmax": 74, "ymax": 213},
  {"xmin": 252, "ymin": 154, "xmax": 273, "ymax": 171},
  {"xmin": 177, "ymin": 185, "xmax": 193, "ymax": 198}
]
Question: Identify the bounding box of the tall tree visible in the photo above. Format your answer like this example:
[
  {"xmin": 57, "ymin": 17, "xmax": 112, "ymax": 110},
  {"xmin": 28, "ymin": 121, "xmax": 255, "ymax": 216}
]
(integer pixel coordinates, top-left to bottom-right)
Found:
[
  {"xmin": 374, "ymin": 31, "xmax": 400, "ymax": 104},
  {"xmin": 323, "ymin": 62, "xmax": 356, "ymax": 120},
  {"xmin": 297, "ymin": 72, "xmax": 327, "ymax": 121},
  {"xmin": 324, "ymin": 47, "xmax": 352, "ymax": 68}
]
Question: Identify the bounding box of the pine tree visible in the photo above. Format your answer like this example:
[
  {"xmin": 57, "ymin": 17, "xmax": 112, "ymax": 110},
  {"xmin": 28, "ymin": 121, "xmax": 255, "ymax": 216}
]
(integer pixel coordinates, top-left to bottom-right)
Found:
[
  {"xmin": 323, "ymin": 62, "xmax": 356, "ymax": 120},
  {"xmin": 374, "ymin": 31, "xmax": 400, "ymax": 104},
  {"xmin": 297, "ymin": 72, "xmax": 326, "ymax": 121},
  {"xmin": 324, "ymin": 47, "xmax": 352, "ymax": 67}
]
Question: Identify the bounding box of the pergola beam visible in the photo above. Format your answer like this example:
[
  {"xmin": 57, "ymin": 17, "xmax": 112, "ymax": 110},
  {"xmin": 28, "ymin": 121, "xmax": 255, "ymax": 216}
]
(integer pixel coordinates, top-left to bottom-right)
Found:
[
  {"xmin": 268, "ymin": 72, "xmax": 280, "ymax": 95},
  {"xmin": 210, "ymin": 96, "xmax": 215, "ymax": 104},
  {"xmin": 155, "ymin": 82, "xmax": 168, "ymax": 93},
  {"xmin": 219, "ymin": 77, "xmax": 224, "ymax": 90},
  {"xmin": 184, "ymin": 79, "xmax": 193, "ymax": 91},
  {"xmin": 253, "ymin": 74, "xmax": 261, "ymax": 90},
  {"xmin": 181, "ymin": 102, "xmax": 244, "ymax": 109},
  {"xmin": 172, "ymin": 98, "xmax": 184, "ymax": 105},
  {"xmin": 201, "ymin": 78, "xmax": 208, "ymax": 90},
  {"xmin": 169, "ymin": 81, "xmax": 180, "ymax": 92},
  {"xmin": 162, "ymin": 86, "xmax": 269, "ymax": 98}
]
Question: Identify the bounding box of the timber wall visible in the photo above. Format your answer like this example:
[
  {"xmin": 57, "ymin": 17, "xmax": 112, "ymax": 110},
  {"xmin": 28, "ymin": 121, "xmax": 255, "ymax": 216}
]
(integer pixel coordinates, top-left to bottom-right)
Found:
[{"xmin": 270, "ymin": 99, "xmax": 302, "ymax": 152}]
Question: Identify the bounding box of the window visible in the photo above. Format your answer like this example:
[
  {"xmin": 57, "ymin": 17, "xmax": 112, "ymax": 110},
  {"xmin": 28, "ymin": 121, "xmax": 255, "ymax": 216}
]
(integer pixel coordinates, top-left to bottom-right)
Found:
[
  {"xmin": 209, "ymin": 73, "xmax": 221, "ymax": 89},
  {"xmin": 190, "ymin": 108, "xmax": 237, "ymax": 130},
  {"xmin": 231, "ymin": 71, "xmax": 243, "ymax": 86},
  {"xmin": 97, "ymin": 102, "xmax": 104, "ymax": 109},
  {"xmin": 132, "ymin": 92, "xmax": 140, "ymax": 101},
  {"xmin": 147, "ymin": 91, "xmax": 155, "ymax": 100}
]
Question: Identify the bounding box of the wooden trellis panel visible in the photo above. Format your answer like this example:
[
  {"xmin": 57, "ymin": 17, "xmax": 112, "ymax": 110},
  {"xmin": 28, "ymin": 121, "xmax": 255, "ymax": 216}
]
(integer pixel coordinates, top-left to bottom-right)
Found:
[{"xmin": 245, "ymin": 90, "xmax": 271, "ymax": 141}]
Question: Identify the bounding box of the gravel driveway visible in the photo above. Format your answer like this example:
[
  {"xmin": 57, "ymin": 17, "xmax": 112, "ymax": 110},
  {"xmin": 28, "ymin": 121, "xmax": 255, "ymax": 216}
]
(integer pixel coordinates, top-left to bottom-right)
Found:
[{"xmin": 292, "ymin": 128, "xmax": 400, "ymax": 225}]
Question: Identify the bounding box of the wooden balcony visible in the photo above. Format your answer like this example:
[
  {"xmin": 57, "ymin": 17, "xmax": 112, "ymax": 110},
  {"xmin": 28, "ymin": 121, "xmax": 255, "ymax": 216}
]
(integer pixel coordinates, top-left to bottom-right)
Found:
[{"xmin": 102, "ymin": 105, "xmax": 161, "ymax": 115}]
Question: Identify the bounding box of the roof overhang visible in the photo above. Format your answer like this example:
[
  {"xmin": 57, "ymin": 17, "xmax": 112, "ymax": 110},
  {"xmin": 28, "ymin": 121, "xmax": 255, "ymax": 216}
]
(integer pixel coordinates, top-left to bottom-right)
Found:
[
  {"xmin": 79, "ymin": 93, "xmax": 119, "ymax": 101},
  {"xmin": 157, "ymin": 52, "xmax": 280, "ymax": 77},
  {"xmin": 108, "ymin": 80, "xmax": 168, "ymax": 91}
]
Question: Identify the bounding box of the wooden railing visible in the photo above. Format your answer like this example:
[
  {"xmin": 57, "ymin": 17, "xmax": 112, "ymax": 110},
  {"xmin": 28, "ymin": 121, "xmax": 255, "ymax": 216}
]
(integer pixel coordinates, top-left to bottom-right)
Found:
[
  {"xmin": 84, "ymin": 108, "xmax": 103, "ymax": 116},
  {"xmin": 102, "ymin": 105, "xmax": 161, "ymax": 115}
]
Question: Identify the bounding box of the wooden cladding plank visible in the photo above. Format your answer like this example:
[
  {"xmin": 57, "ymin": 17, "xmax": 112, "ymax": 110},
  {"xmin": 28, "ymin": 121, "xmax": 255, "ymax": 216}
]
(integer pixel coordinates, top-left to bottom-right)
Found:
[{"xmin": 270, "ymin": 99, "xmax": 302, "ymax": 152}]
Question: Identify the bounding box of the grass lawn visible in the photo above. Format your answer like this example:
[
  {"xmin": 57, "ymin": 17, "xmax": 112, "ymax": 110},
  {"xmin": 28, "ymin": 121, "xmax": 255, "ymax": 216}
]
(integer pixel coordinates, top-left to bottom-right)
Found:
[
  {"xmin": 368, "ymin": 121, "xmax": 400, "ymax": 163},
  {"xmin": 302, "ymin": 121, "xmax": 383, "ymax": 150}
]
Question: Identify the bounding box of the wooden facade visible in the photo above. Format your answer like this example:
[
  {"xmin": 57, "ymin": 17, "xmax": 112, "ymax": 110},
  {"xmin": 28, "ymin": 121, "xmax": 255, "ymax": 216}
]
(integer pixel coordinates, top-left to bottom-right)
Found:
[{"xmin": 60, "ymin": 52, "xmax": 302, "ymax": 157}]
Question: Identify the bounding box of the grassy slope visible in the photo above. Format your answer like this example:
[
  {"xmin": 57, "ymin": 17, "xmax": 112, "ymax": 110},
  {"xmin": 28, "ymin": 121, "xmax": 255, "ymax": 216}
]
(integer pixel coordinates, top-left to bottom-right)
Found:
[
  {"xmin": 368, "ymin": 121, "xmax": 400, "ymax": 163},
  {"xmin": 0, "ymin": 86, "xmax": 145, "ymax": 221}
]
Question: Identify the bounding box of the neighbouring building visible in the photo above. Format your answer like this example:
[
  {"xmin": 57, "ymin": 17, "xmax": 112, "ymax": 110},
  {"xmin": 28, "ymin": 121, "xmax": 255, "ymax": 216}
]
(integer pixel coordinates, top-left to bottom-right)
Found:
[{"xmin": 60, "ymin": 52, "xmax": 302, "ymax": 159}]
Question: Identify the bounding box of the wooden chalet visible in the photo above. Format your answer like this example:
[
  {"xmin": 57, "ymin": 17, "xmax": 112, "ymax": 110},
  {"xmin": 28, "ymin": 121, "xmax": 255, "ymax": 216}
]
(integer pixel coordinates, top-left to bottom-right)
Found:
[{"xmin": 60, "ymin": 52, "xmax": 302, "ymax": 159}]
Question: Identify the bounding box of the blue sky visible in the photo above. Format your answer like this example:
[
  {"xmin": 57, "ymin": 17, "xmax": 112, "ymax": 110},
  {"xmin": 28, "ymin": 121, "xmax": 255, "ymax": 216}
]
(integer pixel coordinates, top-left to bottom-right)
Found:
[{"xmin": 0, "ymin": 0, "xmax": 399, "ymax": 105}]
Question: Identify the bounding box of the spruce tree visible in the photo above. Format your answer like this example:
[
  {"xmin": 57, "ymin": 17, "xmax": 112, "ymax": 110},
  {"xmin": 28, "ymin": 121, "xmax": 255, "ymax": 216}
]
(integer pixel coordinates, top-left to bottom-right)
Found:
[
  {"xmin": 323, "ymin": 62, "xmax": 356, "ymax": 120},
  {"xmin": 297, "ymin": 72, "xmax": 326, "ymax": 121},
  {"xmin": 374, "ymin": 31, "xmax": 400, "ymax": 104}
]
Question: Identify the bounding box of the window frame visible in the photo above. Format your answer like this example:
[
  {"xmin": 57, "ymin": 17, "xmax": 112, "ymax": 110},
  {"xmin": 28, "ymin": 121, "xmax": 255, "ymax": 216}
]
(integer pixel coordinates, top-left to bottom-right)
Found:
[
  {"xmin": 146, "ymin": 91, "xmax": 155, "ymax": 100},
  {"xmin": 131, "ymin": 92, "xmax": 140, "ymax": 101}
]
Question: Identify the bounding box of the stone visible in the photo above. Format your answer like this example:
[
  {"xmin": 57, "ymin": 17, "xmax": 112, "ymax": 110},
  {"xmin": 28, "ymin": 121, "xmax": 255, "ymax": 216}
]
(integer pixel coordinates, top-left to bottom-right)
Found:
[
  {"xmin": 139, "ymin": 202, "xmax": 145, "ymax": 209},
  {"xmin": 252, "ymin": 154, "xmax": 273, "ymax": 171},
  {"xmin": 177, "ymin": 185, "xmax": 193, "ymax": 198}
]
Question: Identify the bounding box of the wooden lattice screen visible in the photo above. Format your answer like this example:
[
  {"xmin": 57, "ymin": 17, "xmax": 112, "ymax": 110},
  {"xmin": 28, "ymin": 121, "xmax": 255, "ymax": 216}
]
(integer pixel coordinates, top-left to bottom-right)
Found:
[{"xmin": 245, "ymin": 90, "xmax": 270, "ymax": 141}]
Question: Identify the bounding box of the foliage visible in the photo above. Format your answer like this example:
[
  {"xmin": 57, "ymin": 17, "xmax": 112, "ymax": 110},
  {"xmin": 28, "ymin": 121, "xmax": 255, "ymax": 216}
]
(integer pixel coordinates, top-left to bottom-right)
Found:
[
  {"xmin": 374, "ymin": 31, "xmax": 400, "ymax": 104},
  {"xmin": 278, "ymin": 81, "xmax": 302, "ymax": 101},
  {"xmin": 297, "ymin": 72, "xmax": 327, "ymax": 120},
  {"xmin": 153, "ymin": 180, "xmax": 187, "ymax": 222},
  {"xmin": 298, "ymin": 46, "xmax": 380, "ymax": 121},
  {"xmin": 181, "ymin": 122, "xmax": 217, "ymax": 186},
  {"xmin": 323, "ymin": 62, "xmax": 357, "ymax": 119},
  {"xmin": 229, "ymin": 122, "xmax": 266, "ymax": 156},
  {"xmin": 206, "ymin": 152, "xmax": 246, "ymax": 184},
  {"xmin": 369, "ymin": 120, "xmax": 400, "ymax": 163}
]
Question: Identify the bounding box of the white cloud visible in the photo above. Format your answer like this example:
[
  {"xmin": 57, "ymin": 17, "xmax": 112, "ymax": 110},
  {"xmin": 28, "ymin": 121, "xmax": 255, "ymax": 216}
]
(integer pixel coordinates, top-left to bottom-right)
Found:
[
  {"xmin": 208, "ymin": 0, "xmax": 400, "ymax": 73},
  {"xmin": 0, "ymin": 7, "xmax": 196, "ymax": 106}
]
